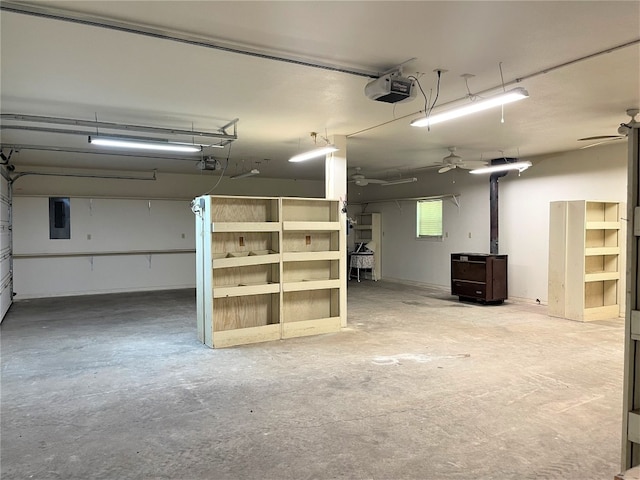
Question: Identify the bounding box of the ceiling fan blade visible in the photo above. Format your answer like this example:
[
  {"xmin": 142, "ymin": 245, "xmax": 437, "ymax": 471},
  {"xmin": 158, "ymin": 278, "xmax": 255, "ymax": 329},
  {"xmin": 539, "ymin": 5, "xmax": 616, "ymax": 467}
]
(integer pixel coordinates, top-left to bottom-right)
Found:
[
  {"xmin": 579, "ymin": 137, "xmax": 626, "ymax": 149},
  {"xmin": 578, "ymin": 135, "xmax": 625, "ymax": 141},
  {"xmin": 380, "ymin": 177, "xmax": 417, "ymax": 186},
  {"xmin": 365, "ymin": 178, "xmax": 387, "ymax": 184},
  {"xmin": 438, "ymin": 166, "xmax": 454, "ymax": 174}
]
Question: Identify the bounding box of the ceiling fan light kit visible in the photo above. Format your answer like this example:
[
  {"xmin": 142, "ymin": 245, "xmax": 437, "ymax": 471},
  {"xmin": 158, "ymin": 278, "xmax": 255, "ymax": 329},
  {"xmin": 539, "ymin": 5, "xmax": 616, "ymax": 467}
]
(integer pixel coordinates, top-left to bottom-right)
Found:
[
  {"xmin": 410, "ymin": 87, "xmax": 529, "ymax": 128},
  {"xmin": 88, "ymin": 135, "xmax": 203, "ymax": 153},
  {"xmin": 469, "ymin": 160, "xmax": 532, "ymax": 175},
  {"xmin": 288, "ymin": 144, "xmax": 339, "ymax": 163}
]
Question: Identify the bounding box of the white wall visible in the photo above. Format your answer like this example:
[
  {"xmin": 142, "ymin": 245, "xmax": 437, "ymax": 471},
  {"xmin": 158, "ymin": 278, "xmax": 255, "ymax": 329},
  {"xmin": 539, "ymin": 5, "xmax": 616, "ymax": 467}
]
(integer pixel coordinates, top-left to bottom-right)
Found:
[
  {"xmin": 13, "ymin": 142, "xmax": 628, "ymax": 302},
  {"xmin": 353, "ymin": 142, "xmax": 628, "ymax": 303},
  {"xmin": 13, "ymin": 167, "xmax": 324, "ymax": 299}
]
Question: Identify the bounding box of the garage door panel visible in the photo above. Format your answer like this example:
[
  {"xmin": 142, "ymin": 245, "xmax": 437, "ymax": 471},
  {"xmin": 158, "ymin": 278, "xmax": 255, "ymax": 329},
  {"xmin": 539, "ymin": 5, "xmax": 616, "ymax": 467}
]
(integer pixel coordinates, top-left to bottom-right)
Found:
[{"xmin": 0, "ymin": 171, "xmax": 11, "ymax": 322}]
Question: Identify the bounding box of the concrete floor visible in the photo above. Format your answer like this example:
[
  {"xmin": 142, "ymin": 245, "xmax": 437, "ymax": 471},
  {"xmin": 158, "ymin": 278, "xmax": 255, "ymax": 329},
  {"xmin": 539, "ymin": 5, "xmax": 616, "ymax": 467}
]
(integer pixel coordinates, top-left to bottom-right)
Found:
[{"xmin": 1, "ymin": 281, "xmax": 624, "ymax": 480}]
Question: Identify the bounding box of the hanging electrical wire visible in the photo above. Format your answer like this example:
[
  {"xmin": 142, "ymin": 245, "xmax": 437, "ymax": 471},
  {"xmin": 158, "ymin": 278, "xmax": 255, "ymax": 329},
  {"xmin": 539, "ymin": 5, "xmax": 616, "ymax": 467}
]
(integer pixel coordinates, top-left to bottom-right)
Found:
[{"xmin": 202, "ymin": 142, "xmax": 233, "ymax": 195}]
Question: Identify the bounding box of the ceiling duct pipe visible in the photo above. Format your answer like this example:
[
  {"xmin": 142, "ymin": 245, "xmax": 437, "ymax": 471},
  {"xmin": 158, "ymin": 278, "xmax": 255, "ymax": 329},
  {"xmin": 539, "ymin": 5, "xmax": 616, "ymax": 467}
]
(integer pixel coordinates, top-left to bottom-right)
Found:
[{"xmin": 489, "ymin": 158, "xmax": 517, "ymax": 254}]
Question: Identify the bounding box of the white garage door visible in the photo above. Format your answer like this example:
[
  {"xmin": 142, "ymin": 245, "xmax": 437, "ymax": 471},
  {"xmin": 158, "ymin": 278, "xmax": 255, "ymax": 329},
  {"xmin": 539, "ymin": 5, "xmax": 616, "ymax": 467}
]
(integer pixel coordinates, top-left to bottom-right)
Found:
[{"xmin": 0, "ymin": 168, "xmax": 12, "ymax": 322}]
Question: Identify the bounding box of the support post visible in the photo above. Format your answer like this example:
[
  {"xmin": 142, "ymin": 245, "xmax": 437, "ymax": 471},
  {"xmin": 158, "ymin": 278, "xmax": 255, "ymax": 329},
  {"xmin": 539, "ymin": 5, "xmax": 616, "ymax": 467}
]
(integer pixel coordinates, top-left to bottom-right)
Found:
[
  {"xmin": 326, "ymin": 135, "xmax": 348, "ymax": 327},
  {"xmin": 489, "ymin": 171, "xmax": 507, "ymax": 254}
]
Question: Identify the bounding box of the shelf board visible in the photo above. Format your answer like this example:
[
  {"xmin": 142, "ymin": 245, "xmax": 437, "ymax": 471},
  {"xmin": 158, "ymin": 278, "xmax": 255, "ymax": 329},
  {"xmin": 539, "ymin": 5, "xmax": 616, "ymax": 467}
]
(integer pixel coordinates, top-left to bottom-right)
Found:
[
  {"xmin": 213, "ymin": 253, "xmax": 280, "ymax": 268},
  {"xmin": 582, "ymin": 304, "xmax": 620, "ymax": 321},
  {"xmin": 282, "ymin": 251, "xmax": 341, "ymax": 262},
  {"xmin": 282, "ymin": 221, "xmax": 340, "ymax": 231},
  {"xmin": 211, "ymin": 222, "xmax": 280, "ymax": 233},
  {"xmin": 585, "ymin": 246, "xmax": 620, "ymax": 256},
  {"xmin": 282, "ymin": 316, "xmax": 341, "ymax": 339},
  {"xmin": 585, "ymin": 221, "xmax": 620, "ymax": 230},
  {"xmin": 283, "ymin": 279, "xmax": 341, "ymax": 292},
  {"xmin": 584, "ymin": 271, "xmax": 620, "ymax": 282},
  {"xmin": 213, "ymin": 282, "xmax": 280, "ymax": 298},
  {"xmin": 213, "ymin": 323, "xmax": 281, "ymax": 348},
  {"xmin": 353, "ymin": 225, "xmax": 373, "ymax": 230}
]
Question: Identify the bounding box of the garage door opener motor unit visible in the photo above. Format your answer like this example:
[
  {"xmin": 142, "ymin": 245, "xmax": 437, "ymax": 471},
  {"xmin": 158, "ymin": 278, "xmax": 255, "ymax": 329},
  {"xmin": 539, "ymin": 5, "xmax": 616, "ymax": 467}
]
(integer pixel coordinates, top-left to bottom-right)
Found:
[{"xmin": 365, "ymin": 71, "xmax": 416, "ymax": 104}]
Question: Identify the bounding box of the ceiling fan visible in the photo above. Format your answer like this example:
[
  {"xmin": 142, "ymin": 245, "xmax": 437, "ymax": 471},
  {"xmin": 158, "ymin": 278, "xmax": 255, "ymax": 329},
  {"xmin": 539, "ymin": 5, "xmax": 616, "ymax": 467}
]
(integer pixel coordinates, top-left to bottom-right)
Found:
[
  {"xmin": 578, "ymin": 108, "xmax": 639, "ymax": 149},
  {"xmin": 437, "ymin": 147, "xmax": 487, "ymax": 173},
  {"xmin": 349, "ymin": 167, "xmax": 417, "ymax": 186}
]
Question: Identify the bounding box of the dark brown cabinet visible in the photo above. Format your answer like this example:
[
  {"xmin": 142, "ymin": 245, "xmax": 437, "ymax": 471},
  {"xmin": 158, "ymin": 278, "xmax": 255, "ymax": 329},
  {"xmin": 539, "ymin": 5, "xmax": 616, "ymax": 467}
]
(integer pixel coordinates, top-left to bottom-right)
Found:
[{"xmin": 451, "ymin": 253, "xmax": 508, "ymax": 303}]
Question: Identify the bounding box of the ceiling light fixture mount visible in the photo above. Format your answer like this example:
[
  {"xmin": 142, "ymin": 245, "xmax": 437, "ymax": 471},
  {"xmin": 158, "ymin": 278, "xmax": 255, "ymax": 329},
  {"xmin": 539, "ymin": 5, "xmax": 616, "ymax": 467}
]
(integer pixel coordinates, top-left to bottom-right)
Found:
[
  {"xmin": 410, "ymin": 87, "xmax": 529, "ymax": 128},
  {"xmin": 288, "ymin": 132, "xmax": 338, "ymax": 163}
]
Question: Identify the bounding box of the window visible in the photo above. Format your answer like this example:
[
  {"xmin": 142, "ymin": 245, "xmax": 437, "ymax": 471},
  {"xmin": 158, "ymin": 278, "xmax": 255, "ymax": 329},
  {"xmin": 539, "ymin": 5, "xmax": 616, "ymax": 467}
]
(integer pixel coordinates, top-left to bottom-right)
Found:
[{"xmin": 416, "ymin": 199, "xmax": 442, "ymax": 238}]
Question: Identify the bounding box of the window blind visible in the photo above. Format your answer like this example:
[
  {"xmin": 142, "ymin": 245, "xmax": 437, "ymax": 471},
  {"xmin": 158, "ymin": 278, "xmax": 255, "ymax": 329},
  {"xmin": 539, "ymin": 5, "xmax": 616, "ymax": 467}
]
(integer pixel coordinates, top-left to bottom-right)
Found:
[{"xmin": 417, "ymin": 199, "xmax": 443, "ymax": 237}]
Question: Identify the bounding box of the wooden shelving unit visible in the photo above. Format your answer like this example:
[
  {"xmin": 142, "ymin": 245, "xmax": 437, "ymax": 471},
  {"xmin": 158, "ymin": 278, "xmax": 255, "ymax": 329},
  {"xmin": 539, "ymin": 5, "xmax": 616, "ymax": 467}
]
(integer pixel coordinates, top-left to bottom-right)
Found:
[
  {"xmin": 548, "ymin": 200, "xmax": 622, "ymax": 321},
  {"xmin": 195, "ymin": 195, "xmax": 345, "ymax": 348},
  {"xmin": 353, "ymin": 212, "xmax": 381, "ymax": 278}
]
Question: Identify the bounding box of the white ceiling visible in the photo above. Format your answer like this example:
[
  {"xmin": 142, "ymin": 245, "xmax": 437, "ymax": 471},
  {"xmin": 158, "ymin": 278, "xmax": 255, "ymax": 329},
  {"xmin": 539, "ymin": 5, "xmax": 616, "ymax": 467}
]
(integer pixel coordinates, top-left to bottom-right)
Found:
[{"xmin": 1, "ymin": 1, "xmax": 639, "ymax": 181}]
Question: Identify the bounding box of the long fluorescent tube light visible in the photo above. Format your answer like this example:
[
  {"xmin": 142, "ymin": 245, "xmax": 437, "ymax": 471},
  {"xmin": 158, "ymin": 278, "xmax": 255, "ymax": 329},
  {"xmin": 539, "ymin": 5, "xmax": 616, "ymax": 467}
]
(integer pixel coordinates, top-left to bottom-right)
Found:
[
  {"xmin": 288, "ymin": 145, "xmax": 339, "ymax": 163},
  {"xmin": 230, "ymin": 168, "xmax": 260, "ymax": 179},
  {"xmin": 381, "ymin": 177, "xmax": 418, "ymax": 186},
  {"xmin": 469, "ymin": 161, "xmax": 532, "ymax": 174},
  {"xmin": 88, "ymin": 135, "xmax": 203, "ymax": 153},
  {"xmin": 410, "ymin": 87, "xmax": 529, "ymax": 128}
]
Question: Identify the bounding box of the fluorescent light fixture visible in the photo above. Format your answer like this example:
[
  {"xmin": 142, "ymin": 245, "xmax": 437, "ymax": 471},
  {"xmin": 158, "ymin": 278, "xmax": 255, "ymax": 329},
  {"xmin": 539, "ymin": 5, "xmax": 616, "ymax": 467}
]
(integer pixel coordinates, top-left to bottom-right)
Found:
[
  {"xmin": 410, "ymin": 87, "xmax": 529, "ymax": 128},
  {"xmin": 380, "ymin": 177, "xmax": 418, "ymax": 186},
  {"xmin": 230, "ymin": 168, "xmax": 260, "ymax": 179},
  {"xmin": 288, "ymin": 145, "xmax": 339, "ymax": 163},
  {"xmin": 88, "ymin": 135, "xmax": 202, "ymax": 153},
  {"xmin": 469, "ymin": 161, "xmax": 532, "ymax": 174}
]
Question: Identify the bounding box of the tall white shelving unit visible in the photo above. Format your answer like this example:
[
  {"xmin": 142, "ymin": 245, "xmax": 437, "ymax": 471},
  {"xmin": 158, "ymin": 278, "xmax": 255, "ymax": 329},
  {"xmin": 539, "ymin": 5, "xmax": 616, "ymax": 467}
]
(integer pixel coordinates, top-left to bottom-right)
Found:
[
  {"xmin": 353, "ymin": 212, "xmax": 381, "ymax": 279},
  {"xmin": 548, "ymin": 200, "xmax": 623, "ymax": 321},
  {"xmin": 195, "ymin": 195, "xmax": 346, "ymax": 348}
]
